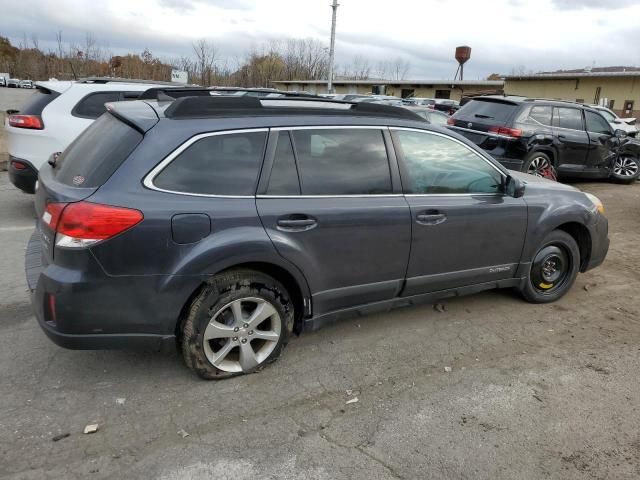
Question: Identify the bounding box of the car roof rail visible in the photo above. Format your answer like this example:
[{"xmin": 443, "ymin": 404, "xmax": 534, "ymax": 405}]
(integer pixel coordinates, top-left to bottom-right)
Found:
[
  {"xmin": 524, "ymin": 97, "xmax": 583, "ymax": 105},
  {"xmin": 78, "ymin": 77, "xmax": 185, "ymax": 86},
  {"xmin": 139, "ymin": 86, "xmax": 320, "ymax": 100},
  {"xmin": 163, "ymin": 95, "xmax": 421, "ymax": 120}
]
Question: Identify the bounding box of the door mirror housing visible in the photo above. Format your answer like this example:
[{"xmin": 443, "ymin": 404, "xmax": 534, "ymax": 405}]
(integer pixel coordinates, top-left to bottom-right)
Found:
[
  {"xmin": 614, "ymin": 128, "xmax": 627, "ymax": 138},
  {"xmin": 505, "ymin": 175, "xmax": 526, "ymax": 198}
]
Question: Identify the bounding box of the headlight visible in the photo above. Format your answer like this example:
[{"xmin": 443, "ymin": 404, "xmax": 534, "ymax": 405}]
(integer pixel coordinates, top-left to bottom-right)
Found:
[{"xmin": 584, "ymin": 193, "xmax": 605, "ymax": 215}]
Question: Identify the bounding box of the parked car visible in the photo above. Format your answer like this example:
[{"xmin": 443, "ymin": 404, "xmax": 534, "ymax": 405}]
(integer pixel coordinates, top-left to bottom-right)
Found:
[
  {"xmin": 0, "ymin": 77, "xmax": 6, "ymax": 87},
  {"xmin": 590, "ymin": 105, "xmax": 638, "ymax": 138},
  {"xmin": 403, "ymin": 97, "xmax": 437, "ymax": 107},
  {"xmin": 447, "ymin": 96, "xmax": 640, "ymax": 183},
  {"xmin": 433, "ymin": 99, "xmax": 460, "ymax": 115},
  {"xmin": 27, "ymin": 94, "xmax": 609, "ymax": 379},
  {"xmin": 6, "ymin": 77, "xmax": 173, "ymax": 193},
  {"xmin": 7, "ymin": 78, "xmax": 20, "ymax": 88},
  {"xmin": 402, "ymin": 105, "xmax": 450, "ymax": 125},
  {"xmin": 19, "ymin": 80, "xmax": 34, "ymax": 89}
]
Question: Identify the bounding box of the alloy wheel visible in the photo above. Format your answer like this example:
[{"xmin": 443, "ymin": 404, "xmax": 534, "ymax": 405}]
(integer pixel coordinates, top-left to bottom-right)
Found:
[
  {"xmin": 613, "ymin": 156, "xmax": 639, "ymax": 177},
  {"xmin": 527, "ymin": 156, "xmax": 557, "ymax": 180},
  {"xmin": 202, "ymin": 297, "xmax": 282, "ymax": 373}
]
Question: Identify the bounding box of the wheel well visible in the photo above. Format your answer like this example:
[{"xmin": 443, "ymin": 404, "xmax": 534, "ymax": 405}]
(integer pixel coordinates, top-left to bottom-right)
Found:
[
  {"xmin": 174, "ymin": 262, "xmax": 306, "ymax": 339},
  {"xmin": 556, "ymin": 222, "xmax": 591, "ymax": 271},
  {"xmin": 529, "ymin": 148, "xmax": 555, "ymax": 166}
]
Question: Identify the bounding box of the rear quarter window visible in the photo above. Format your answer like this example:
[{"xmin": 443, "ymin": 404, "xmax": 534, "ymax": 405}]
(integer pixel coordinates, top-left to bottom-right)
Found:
[
  {"xmin": 152, "ymin": 131, "xmax": 268, "ymax": 196},
  {"xmin": 54, "ymin": 113, "xmax": 142, "ymax": 188}
]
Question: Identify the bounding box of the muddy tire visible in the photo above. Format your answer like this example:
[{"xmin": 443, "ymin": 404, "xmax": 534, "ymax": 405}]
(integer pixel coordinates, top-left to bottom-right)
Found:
[
  {"xmin": 520, "ymin": 230, "xmax": 580, "ymax": 304},
  {"xmin": 181, "ymin": 269, "xmax": 294, "ymax": 380}
]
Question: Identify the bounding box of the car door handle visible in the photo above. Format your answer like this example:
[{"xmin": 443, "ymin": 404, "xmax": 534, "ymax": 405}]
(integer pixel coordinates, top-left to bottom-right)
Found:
[
  {"xmin": 416, "ymin": 213, "xmax": 447, "ymax": 226},
  {"xmin": 276, "ymin": 216, "xmax": 317, "ymax": 232}
]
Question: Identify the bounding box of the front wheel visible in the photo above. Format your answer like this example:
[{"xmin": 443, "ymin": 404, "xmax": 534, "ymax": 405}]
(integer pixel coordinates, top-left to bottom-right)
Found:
[
  {"xmin": 610, "ymin": 155, "xmax": 640, "ymax": 184},
  {"xmin": 520, "ymin": 230, "xmax": 580, "ymax": 304},
  {"xmin": 181, "ymin": 269, "xmax": 294, "ymax": 380}
]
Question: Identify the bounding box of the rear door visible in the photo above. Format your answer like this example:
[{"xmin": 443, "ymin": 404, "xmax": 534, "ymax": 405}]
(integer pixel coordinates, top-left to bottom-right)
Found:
[
  {"xmin": 552, "ymin": 107, "xmax": 590, "ymax": 174},
  {"xmin": 256, "ymin": 127, "xmax": 411, "ymax": 315},
  {"xmin": 391, "ymin": 128, "xmax": 527, "ymax": 295}
]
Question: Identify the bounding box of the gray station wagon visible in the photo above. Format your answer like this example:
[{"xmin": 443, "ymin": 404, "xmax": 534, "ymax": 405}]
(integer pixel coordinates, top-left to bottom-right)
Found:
[{"xmin": 26, "ymin": 94, "xmax": 609, "ymax": 379}]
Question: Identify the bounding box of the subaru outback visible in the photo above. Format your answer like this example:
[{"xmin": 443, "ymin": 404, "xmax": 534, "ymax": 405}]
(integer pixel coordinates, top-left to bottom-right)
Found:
[{"xmin": 26, "ymin": 95, "xmax": 610, "ymax": 379}]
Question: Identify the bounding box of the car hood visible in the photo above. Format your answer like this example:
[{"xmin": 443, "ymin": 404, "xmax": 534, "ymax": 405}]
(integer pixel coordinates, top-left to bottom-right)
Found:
[{"xmin": 509, "ymin": 170, "xmax": 579, "ymax": 193}]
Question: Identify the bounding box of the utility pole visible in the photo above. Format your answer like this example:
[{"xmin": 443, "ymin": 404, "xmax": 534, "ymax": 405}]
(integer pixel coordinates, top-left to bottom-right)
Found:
[{"xmin": 327, "ymin": 0, "xmax": 339, "ymax": 94}]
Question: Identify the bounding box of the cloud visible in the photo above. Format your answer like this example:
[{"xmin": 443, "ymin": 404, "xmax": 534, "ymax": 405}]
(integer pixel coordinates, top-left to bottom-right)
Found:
[{"xmin": 551, "ymin": 0, "xmax": 638, "ymax": 9}]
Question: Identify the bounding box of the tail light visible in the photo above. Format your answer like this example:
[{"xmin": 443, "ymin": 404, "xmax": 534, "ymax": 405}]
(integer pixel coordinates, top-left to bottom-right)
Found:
[
  {"xmin": 43, "ymin": 201, "xmax": 143, "ymax": 248},
  {"xmin": 11, "ymin": 160, "xmax": 28, "ymax": 170},
  {"xmin": 8, "ymin": 114, "xmax": 43, "ymax": 129},
  {"xmin": 447, "ymin": 117, "xmax": 455, "ymax": 125},
  {"xmin": 488, "ymin": 126, "xmax": 522, "ymax": 138}
]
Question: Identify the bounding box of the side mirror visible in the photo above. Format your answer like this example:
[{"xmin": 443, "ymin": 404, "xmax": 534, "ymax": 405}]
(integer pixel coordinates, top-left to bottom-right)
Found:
[
  {"xmin": 614, "ymin": 129, "xmax": 627, "ymax": 138},
  {"xmin": 505, "ymin": 175, "xmax": 525, "ymax": 198}
]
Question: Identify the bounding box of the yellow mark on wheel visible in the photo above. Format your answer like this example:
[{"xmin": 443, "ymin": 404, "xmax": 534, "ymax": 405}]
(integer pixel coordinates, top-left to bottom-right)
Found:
[{"xmin": 539, "ymin": 282, "xmax": 553, "ymax": 289}]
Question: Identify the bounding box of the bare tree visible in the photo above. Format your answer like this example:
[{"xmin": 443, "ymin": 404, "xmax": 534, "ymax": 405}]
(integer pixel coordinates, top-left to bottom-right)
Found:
[
  {"xmin": 392, "ymin": 57, "xmax": 410, "ymax": 80},
  {"xmin": 192, "ymin": 38, "xmax": 217, "ymax": 86}
]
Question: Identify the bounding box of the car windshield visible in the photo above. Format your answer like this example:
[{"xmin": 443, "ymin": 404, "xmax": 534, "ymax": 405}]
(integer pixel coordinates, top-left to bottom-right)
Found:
[{"xmin": 598, "ymin": 109, "xmax": 616, "ymax": 122}]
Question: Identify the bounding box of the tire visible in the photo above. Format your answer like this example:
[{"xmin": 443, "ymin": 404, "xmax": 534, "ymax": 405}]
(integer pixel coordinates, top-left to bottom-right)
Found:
[
  {"xmin": 520, "ymin": 230, "xmax": 580, "ymax": 304},
  {"xmin": 522, "ymin": 152, "xmax": 557, "ymax": 181},
  {"xmin": 181, "ymin": 269, "xmax": 294, "ymax": 380},
  {"xmin": 610, "ymin": 155, "xmax": 640, "ymax": 184}
]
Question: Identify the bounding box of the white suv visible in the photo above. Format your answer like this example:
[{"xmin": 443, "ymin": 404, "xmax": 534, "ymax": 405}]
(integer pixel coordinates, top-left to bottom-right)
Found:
[
  {"xmin": 590, "ymin": 105, "xmax": 638, "ymax": 138},
  {"xmin": 6, "ymin": 78, "xmax": 171, "ymax": 193}
]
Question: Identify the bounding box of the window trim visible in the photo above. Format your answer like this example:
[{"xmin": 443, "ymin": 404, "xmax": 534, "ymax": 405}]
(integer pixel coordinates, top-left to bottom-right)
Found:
[
  {"xmin": 390, "ymin": 127, "xmax": 507, "ymax": 197},
  {"xmin": 143, "ymin": 128, "xmax": 269, "ymax": 198}
]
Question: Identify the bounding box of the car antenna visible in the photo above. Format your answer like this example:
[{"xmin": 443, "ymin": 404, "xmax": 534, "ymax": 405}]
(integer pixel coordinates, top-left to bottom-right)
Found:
[{"xmin": 69, "ymin": 61, "xmax": 78, "ymax": 80}]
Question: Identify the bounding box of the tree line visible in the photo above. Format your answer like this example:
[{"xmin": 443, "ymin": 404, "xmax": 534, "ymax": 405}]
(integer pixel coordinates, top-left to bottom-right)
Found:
[{"xmin": 0, "ymin": 33, "xmax": 412, "ymax": 87}]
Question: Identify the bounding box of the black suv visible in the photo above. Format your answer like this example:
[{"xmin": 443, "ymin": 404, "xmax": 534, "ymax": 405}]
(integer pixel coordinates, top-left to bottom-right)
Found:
[
  {"xmin": 27, "ymin": 95, "xmax": 609, "ymax": 379},
  {"xmin": 448, "ymin": 96, "xmax": 640, "ymax": 183}
]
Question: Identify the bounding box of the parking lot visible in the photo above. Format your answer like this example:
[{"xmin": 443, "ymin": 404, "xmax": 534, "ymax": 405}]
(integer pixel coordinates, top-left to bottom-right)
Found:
[{"xmin": 2, "ymin": 88, "xmax": 640, "ymax": 480}]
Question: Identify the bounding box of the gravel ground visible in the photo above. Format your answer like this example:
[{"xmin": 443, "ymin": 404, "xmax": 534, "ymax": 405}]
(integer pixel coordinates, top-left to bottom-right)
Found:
[{"xmin": 0, "ymin": 86, "xmax": 639, "ymax": 479}]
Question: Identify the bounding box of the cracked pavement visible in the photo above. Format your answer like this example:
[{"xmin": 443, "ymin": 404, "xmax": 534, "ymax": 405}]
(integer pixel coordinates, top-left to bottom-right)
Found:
[{"xmin": 1, "ymin": 170, "xmax": 640, "ymax": 479}]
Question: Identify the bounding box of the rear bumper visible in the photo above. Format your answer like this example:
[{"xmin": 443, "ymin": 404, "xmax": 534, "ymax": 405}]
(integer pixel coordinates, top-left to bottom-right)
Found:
[
  {"xmin": 26, "ymin": 230, "xmax": 180, "ymax": 351},
  {"xmin": 8, "ymin": 156, "xmax": 38, "ymax": 193}
]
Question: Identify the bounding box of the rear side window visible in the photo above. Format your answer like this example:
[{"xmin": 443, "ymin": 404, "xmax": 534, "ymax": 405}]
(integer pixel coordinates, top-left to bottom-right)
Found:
[
  {"xmin": 55, "ymin": 113, "xmax": 142, "ymax": 188},
  {"xmin": 291, "ymin": 129, "xmax": 392, "ymax": 195},
  {"xmin": 267, "ymin": 132, "xmax": 300, "ymax": 195},
  {"xmin": 554, "ymin": 107, "xmax": 584, "ymax": 130},
  {"xmin": 455, "ymin": 100, "xmax": 517, "ymax": 123},
  {"xmin": 72, "ymin": 91, "xmax": 140, "ymax": 119},
  {"xmin": 153, "ymin": 131, "xmax": 267, "ymax": 195},
  {"xmin": 19, "ymin": 88, "xmax": 60, "ymax": 115}
]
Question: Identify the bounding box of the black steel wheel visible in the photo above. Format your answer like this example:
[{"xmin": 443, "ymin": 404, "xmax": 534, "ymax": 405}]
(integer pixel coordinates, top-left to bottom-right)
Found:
[{"xmin": 520, "ymin": 230, "xmax": 580, "ymax": 303}]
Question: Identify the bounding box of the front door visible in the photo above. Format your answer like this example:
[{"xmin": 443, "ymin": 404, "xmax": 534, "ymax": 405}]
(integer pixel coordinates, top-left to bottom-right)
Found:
[
  {"xmin": 584, "ymin": 109, "xmax": 617, "ymax": 172},
  {"xmin": 552, "ymin": 106, "xmax": 590, "ymax": 175},
  {"xmin": 390, "ymin": 128, "xmax": 528, "ymax": 296},
  {"xmin": 257, "ymin": 127, "xmax": 411, "ymax": 315}
]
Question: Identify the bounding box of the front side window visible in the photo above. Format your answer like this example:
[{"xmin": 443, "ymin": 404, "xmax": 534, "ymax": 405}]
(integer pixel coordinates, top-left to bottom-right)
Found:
[
  {"xmin": 554, "ymin": 107, "xmax": 584, "ymax": 131},
  {"xmin": 291, "ymin": 129, "xmax": 392, "ymax": 195},
  {"xmin": 585, "ymin": 111, "xmax": 612, "ymax": 135},
  {"xmin": 153, "ymin": 131, "xmax": 267, "ymax": 195},
  {"xmin": 395, "ymin": 130, "xmax": 503, "ymax": 194},
  {"xmin": 597, "ymin": 109, "xmax": 616, "ymax": 122}
]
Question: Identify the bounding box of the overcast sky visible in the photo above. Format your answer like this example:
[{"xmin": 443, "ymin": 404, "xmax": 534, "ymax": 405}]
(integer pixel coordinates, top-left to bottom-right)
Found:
[{"xmin": 2, "ymin": 0, "xmax": 640, "ymax": 79}]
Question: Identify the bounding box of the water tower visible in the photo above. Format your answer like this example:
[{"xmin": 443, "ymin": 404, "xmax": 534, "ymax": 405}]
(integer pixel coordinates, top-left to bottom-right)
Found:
[{"xmin": 454, "ymin": 46, "xmax": 471, "ymax": 81}]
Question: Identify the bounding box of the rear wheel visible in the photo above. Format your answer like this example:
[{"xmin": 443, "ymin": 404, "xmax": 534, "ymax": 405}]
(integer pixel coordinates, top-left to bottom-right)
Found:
[
  {"xmin": 523, "ymin": 152, "xmax": 557, "ymax": 181},
  {"xmin": 181, "ymin": 269, "xmax": 294, "ymax": 380},
  {"xmin": 520, "ymin": 230, "xmax": 580, "ymax": 303},
  {"xmin": 610, "ymin": 155, "xmax": 640, "ymax": 184}
]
